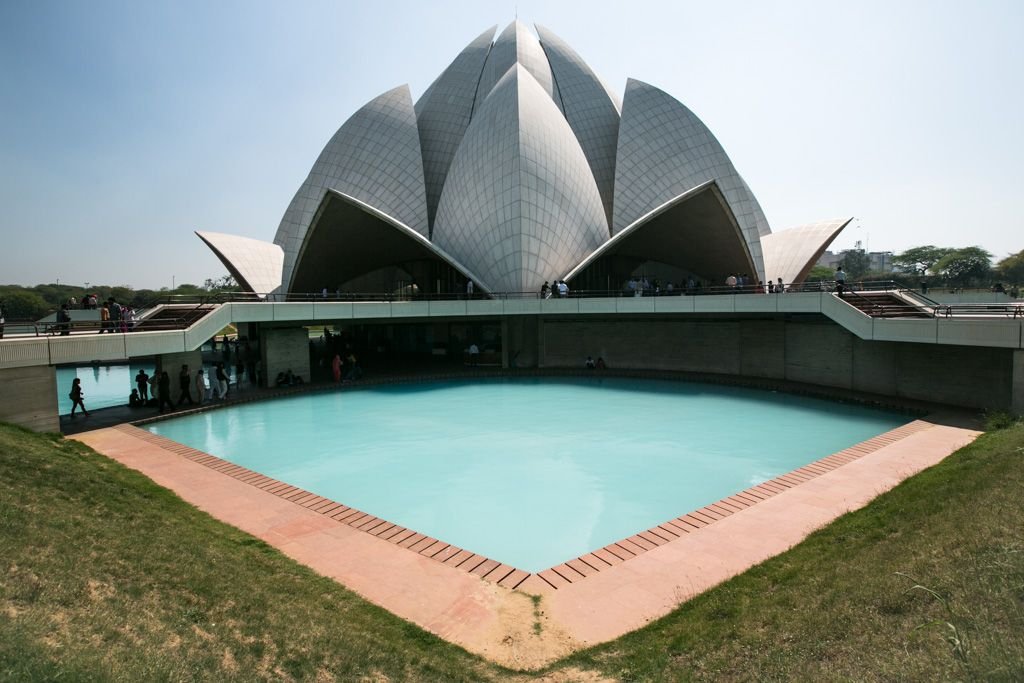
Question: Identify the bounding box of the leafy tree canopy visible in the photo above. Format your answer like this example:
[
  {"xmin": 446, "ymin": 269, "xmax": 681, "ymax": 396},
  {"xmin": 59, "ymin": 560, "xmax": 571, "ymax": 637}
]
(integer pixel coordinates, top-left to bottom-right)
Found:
[
  {"xmin": 838, "ymin": 249, "xmax": 871, "ymax": 279},
  {"xmin": 0, "ymin": 290, "xmax": 50, "ymax": 320},
  {"xmin": 204, "ymin": 275, "xmax": 239, "ymax": 292},
  {"xmin": 806, "ymin": 265, "xmax": 834, "ymax": 281},
  {"xmin": 892, "ymin": 246, "xmax": 954, "ymax": 275},
  {"xmin": 996, "ymin": 249, "xmax": 1024, "ymax": 284},
  {"xmin": 933, "ymin": 246, "xmax": 993, "ymax": 287}
]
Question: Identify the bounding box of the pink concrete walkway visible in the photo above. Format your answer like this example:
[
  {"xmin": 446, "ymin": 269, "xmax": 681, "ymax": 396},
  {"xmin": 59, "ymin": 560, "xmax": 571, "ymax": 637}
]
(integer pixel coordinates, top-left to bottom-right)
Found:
[{"xmin": 73, "ymin": 417, "xmax": 980, "ymax": 668}]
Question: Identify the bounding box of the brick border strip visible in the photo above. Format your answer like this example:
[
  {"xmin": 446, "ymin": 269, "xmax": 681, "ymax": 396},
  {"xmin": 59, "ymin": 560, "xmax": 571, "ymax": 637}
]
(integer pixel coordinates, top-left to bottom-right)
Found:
[
  {"xmin": 117, "ymin": 417, "xmax": 930, "ymax": 591},
  {"xmin": 530, "ymin": 418, "xmax": 932, "ymax": 589},
  {"xmin": 115, "ymin": 424, "xmax": 532, "ymax": 590}
]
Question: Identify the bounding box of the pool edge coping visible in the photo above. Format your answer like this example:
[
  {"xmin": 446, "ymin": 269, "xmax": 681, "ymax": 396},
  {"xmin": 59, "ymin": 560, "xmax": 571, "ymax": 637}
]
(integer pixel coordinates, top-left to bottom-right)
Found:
[{"xmin": 118, "ymin": 414, "xmax": 933, "ymax": 590}]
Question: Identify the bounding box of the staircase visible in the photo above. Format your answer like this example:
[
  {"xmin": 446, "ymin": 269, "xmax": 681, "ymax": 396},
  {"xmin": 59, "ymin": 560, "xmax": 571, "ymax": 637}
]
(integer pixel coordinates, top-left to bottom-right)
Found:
[
  {"xmin": 839, "ymin": 291, "xmax": 932, "ymax": 319},
  {"xmin": 133, "ymin": 304, "xmax": 219, "ymax": 331}
]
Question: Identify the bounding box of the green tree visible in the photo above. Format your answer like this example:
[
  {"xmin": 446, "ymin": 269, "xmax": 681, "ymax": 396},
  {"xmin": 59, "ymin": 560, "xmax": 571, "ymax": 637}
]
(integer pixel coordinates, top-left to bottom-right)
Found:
[
  {"xmin": 933, "ymin": 246, "xmax": 993, "ymax": 287},
  {"xmin": 892, "ymin": 246, "xmax": 954, "ymax": 275},
  {"xmin": 839, "ymin": 249, "xmax": 871, "ymax": 279},
  {"xmin": 996, "ymin": 249, "xmax": 1024, "ymax": 284},
  {"xmin": 0, "ymin": 290, "xmax": 50, "ymax": 319},
  {"xmin": 806, "ymin": 265, "xmax": 834, "ymax": 281},
  {"xmin": 203, "ymin": 275, "xmax": 239, "ymax": 292}
]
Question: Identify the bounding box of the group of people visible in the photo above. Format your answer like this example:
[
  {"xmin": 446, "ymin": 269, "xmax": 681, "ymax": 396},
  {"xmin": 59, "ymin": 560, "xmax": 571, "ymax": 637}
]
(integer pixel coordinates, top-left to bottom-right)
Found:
[
  {"xmin": 723, "ymin": 274, "xmax": 789, "ymax": 294},
  {"xmin": 540, "ymin": 280, "xmax": 570, "ymax": 298},
  {"xmin": 98, "ymin": 298, "xmax": 137, "ymax": 333},
  {"xmin": 584, "ymin": 355, "xmax": 607, "ymax": 369},
  {"xmin": 329, "ymin": 352, "xmax": 362, "ymax": 383},
  {"xmin": 129, "ymin": 363, "xmax": 233, "ymax": 413}
]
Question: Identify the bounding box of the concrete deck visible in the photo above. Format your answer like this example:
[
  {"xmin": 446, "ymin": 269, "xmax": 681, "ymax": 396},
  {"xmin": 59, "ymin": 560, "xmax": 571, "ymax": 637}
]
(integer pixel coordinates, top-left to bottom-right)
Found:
[{"xmin": 72, "ymin": 415, "xmax": 981, "ymax": 669}]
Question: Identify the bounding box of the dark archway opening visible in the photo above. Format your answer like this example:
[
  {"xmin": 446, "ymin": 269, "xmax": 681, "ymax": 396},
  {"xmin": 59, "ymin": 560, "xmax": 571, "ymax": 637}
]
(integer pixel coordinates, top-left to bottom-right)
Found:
[
  {"xmin": 569, "ymin": 184, "xmax": 757, "ymax": 293},
  {"xmin": 290, "ymin": 192, "xmax": 468, "ymax": 296}
]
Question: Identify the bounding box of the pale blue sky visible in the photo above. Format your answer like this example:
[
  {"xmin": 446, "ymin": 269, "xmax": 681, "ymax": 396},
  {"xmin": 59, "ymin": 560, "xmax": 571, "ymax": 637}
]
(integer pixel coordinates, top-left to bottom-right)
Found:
[{"xmin": 1, "ymin": 0, "xmax": 1021, "ymax": 289}]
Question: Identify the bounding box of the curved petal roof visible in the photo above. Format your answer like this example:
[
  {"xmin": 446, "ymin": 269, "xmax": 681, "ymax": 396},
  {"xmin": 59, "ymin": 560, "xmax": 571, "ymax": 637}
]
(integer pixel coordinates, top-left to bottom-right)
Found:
[
  {"xmin": 274, "ymin": 84, "xmax": 428, "ymax": 291},
  {"xmin": 414, "ymin": 25, "xmax": 496, "ymax": 232},
  {"xmin": 760, "ymin": 218, "xmax": 851, "ymax": 285},
  {"xmin": 536, "ymin": 24, "xmax": 620, "ymax": 231},
  {"xmin": 432, "ymin": 65, "xmax": 607, "ymax": 292},
  {"xmin": 475, "ymin": 21, "xmax": 562, "ymax": 110},
  {"xmin": 612, "ymin": 78, "xmax": 769, "ymax": 276},
  {"xmin": 218, "ymin": 21, "xmax": 850, "ymax": 297},
  {"xmin": 196, "ymin": 231, "xmax": 284, "ymax": 296}
]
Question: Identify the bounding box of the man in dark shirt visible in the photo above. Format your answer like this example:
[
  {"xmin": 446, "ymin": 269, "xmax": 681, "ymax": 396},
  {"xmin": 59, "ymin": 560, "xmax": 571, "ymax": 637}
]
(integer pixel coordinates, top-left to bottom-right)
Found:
[{"xmin": 177, "ymin": 364, "xmax": 195, "ymax": 406}]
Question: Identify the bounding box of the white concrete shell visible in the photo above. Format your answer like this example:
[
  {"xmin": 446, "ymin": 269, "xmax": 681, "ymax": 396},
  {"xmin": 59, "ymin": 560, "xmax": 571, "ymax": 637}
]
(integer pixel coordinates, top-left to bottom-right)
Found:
[
  {"xmin": 536, "ymin": 24, "xmax": 620, "ymax": 231},
  {"xmin": 432, "ymin": 65, "xmax": 607, "ymax": 293},
  {"xmin": 195, "ymin": 231, "xmax": 284, "ymax": 297},
  {"xmin": 274, "ymin": 84, "xmax": 429, "ymax": 292},
  {"xmin": 475, "ymin": 21, "xmax": 561, "ymax": 110},
  {"xmin": 760, "ymin": 218, "xmax": 851, "ymax": 285},
  {"xmin": 414, "ymin": 25, "xmax": 496, "ymax": 232},
  {"xmin": 612, "ymin": 78, "xmax": 770, "ymax": 277}
]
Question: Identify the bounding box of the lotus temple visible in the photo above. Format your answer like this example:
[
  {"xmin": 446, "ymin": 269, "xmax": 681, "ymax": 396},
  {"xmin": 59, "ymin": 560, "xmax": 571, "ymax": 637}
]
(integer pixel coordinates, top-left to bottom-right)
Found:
[
  {"xmin": 0, "ymin": 20, "xmax": 1021, "ymax": 670},
  {"xmin": 196, "ymin": 21, "xmax": 849, "ymax": 298},
  {"xmin": 0, "ymin": 21, "xmax": 1021, "ymax": 436}
]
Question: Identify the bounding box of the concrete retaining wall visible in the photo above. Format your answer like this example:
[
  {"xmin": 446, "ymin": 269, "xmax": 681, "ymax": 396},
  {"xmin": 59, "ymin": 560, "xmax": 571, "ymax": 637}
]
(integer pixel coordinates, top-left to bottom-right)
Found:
[
  {"xmin": 539, "ymin": 316, "xmax": 1015, "ymax": 411},
  {"xmin": 0, "ymin": 365, "xmax": 59, "ymax": 432}
]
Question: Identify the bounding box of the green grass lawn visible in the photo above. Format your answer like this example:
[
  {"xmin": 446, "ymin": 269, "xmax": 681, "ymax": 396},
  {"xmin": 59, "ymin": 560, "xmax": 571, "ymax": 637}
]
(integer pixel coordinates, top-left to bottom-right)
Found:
[{"xmin": 1, "ymin": 420, "xmax": 1022, "ymax": 681}]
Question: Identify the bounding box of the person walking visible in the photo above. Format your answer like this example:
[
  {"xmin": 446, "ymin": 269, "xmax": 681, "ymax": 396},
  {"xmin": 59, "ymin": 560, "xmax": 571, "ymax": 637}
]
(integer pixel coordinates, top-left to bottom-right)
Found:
[
  {"xmin": 56, "ymin": 304, "xmax": 72, "ymax": 336},
  {"xmin": 69, "ymin": 377, "xmax": 89, "ymax": 417},
  {"xmin": 176, "ymin": 364, "xmax": 195, "ymax": 406},
  {"xmin": 332, "ymin": 353, "xmax": 342, "ymax": 383},
  {"xmin": 215, "ymin": 363, "xmax": 229, "ymax": 400},
  {"xmin": 157, "ymin": 371, "xmax": 173, "ymax": 412},
  {"xmin": 835, "ymin": 266, "xmax": 846, "ymax": 296},
  {"xmin": 195, "ymin": 368, "xmax": 207, "ymax": 404},
  {"xmin": 135, "ymin": 368, "xmax": 150, "ymax": 401}
]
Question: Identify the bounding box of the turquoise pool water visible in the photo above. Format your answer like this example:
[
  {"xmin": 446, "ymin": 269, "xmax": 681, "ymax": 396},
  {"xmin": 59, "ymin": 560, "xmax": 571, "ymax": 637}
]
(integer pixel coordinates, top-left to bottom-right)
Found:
[{"xmin": 147, "ymin": 378, "xmax": 907, "ymax": 572}]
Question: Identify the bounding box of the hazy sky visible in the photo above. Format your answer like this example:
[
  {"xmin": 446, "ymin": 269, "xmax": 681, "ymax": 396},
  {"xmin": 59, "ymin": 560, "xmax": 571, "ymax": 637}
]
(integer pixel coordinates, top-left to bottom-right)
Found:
[{"xmin": 1, "ymin": 0, "xmax": 1021, "ymax": 289}]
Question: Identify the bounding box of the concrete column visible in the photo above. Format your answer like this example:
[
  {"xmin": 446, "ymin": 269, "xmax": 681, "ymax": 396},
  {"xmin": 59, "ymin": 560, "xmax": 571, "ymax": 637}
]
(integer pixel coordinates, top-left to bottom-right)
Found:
[
  {"xmin": 0, "ymin": 365, "xmax": 59, "ymax": 432},
  {"xmin": 503, "ymin": 316, "xmax": 539, "ymax": 368},
  {"xmin": 261, "ymin": 327, "xmax": 310, "ymax": 385},
  {"xmin": 156, "ymin": 350, "xmax": 204, "ymax": 404}
]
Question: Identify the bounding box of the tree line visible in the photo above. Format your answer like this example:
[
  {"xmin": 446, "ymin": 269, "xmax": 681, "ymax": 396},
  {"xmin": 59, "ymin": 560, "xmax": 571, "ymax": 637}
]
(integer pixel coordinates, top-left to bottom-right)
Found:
[
  {"xmin": 0, "ymin": 275, "xmax": 238, "ymax": 320},
  {"xmin": 808, "ymin": 246, "xmax": 1023, "ymax": 290}
]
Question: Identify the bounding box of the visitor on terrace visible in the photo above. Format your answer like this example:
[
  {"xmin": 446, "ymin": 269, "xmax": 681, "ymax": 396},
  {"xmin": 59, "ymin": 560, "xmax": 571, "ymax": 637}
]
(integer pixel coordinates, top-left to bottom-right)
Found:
[{"xmin": 835, "ymin": 266, "xmax": 846, "ymax": 296}]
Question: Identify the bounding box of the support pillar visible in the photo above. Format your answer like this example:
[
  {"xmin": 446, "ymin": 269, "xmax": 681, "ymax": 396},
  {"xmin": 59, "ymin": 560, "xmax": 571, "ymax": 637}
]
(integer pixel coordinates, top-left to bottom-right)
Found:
[
  {"xmin": 261, "ymin": 327, "xmax": 310, "ymax": 386},
  {"xmin": 156, "ymin": 350, "xmax": 204, "ymax": 404},
  {"xmin": 502, "ymin": 316, "xmax": 539, "ymax": 368},
  {"xmin": 0, "ymin": 365, "xmax": 59, "ymax": 432}
]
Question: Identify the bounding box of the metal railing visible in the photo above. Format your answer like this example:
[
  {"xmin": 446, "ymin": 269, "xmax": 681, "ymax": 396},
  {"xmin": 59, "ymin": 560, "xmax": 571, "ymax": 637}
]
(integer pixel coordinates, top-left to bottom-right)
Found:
[{"xmin": 2, "ymin": 281, "xmax": 1020, "ymax": 340}]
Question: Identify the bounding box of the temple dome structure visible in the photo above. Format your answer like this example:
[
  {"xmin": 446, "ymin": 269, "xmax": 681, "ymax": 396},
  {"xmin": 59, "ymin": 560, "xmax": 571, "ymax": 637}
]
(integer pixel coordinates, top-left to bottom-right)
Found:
[{"xmin": 199, "ymin": 22, "xmax": 848, "ymax": 297}]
